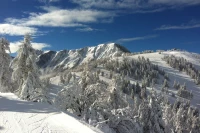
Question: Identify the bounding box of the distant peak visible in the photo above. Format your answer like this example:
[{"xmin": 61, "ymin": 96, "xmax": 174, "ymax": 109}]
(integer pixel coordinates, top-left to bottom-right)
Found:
[
  {"xmin": 113, "ymin": 43, "xmax": 130, "ymax": 53},
  {"xmin": 97, "ymin": 43, "xmax": 130, "ymax": 53}
]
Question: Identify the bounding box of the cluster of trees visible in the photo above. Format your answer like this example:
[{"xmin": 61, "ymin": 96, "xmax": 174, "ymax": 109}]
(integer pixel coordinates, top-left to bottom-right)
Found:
[
  {"xmin": 163, "ymin": 100, "xmax": 200, "ymax": 133},
  {"xmin": 0, "ymin": 35, "xmax": 47, "ymax": 102},
  {"xmin": 163, "ymin": 55, "xmax": 200, "ymax": 85},
  {"xmin": 103, "ymin": 56, "xmax": 166, "ymax": 87},
  {"xmin": 174, "ymin": 82, "xmax": 193, "ymax": 100},
  {"xmin": 111, "ymin": 75, "xmax": 147, "ymax": 100},
  {"xmin": 191, "ymin": 53, "xmax": 200, "ymax": 60},
  {"xmin": 123, "ymin": 50, "xmax": 155, "ymax": 56},
  {"xmin": 55, "ymin": 63, "xmax": 200, "ymax": 133}
]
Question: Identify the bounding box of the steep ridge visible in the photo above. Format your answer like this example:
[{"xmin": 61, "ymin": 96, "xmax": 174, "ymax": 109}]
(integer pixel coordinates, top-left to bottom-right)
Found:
[{"xmin": 37, "ymin": 43, "xmax": 130, "ymax": 71}]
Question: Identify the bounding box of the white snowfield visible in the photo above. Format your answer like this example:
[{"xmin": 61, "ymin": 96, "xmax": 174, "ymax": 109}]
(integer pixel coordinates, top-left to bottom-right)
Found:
[{"xmin": 0, "ymin": 93, "xmax": 100, "ymax": 133}]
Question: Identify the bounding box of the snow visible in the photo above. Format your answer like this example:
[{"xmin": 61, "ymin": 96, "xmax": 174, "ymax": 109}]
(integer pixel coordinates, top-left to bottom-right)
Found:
[
  {"xmin": 37, "ymin": 43, "xmax": 128, "ymax": 71},
  {"xmin": 163, "ymin": 51, "xmax": 200, "ymax": 69},
  {"xmin": 34, "ymin": 49, "xmax": 200, "ymax": 132},
  {"xmin": 0, "ymin": 93, "xmax": 101, "ymax": 133},
  {"xmin": 45, "ymin": 49, "xmax": 200, "ymax": 110},
  {"xmin": 126, "ymin": 52, "xmax": 200, "ymax": 108}
]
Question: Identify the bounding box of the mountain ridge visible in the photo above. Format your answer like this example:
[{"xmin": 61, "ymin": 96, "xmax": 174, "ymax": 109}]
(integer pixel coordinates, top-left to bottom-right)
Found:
[{"xmin": 37, "ymin": 43, "xmax": 130, "ymax": 71}]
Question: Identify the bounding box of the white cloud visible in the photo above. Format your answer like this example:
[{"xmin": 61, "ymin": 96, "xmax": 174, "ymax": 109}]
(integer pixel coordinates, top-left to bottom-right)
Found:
[
  {"xmin": 49, "ymin": 0, "xmax": 60, "ymax": 2},
  {"xmin": 0, "ymin": 24, "xmax": 38, "ymax": 36},
  {"xmin": 149, "ymin": 0, "xmax": 200, "ymax": 6},
  {"xmin": 32, "ymin": 42, "xmax": 51, "ymax": 50},
  {"xmin": 38, "ymin": 0, "xmax": 60, "ymax": 3},
  {"xmin": 71, "ymin": 0, "xmax": 200, "ymax": 11},
  {"xmin": 156, "ymin": 20, "xmax": 200, "ymax": 30},
  {"xmin": 71, "ymin": 0, "xmax": 142, "ymax": 9},
  {"xmin": 116, "ymin": 35, "xmax": 158, "ymax": 43},
  {"xmin": 10, "ymin": 41, "xmax": 51, "ymax": 53},
  {"xmin": 5, "ymin": 7, "xmax": 114, "ymax": 28},
  {"xmin": 1, "ymin": 6, "xmax": 114, "ymax": 36},
  {"xmin": 75, "ymin": 27, "xmax": 103, "ymax": 32}
]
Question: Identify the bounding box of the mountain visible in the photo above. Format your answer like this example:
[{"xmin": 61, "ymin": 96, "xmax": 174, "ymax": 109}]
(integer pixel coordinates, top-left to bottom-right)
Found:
[
  {"xmin": 4, "ymin": 42, "xmax": 200, "ymax": 133},
  {"xmin": 37, "ymin": 43, "xmax": 130, "ymax": 71},
  {"xmin": 44, "ymin": 48, "xmax": 200, "ymax": 133}
]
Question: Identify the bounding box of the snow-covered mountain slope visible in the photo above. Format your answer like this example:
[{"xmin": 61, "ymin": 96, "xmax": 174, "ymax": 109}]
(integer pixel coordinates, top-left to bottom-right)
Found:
[
  {"xmin": 39, "ymin": 45, "xmax": 200, "ymax": 109},
  {"xmin": 0, "ymin": 93, "xmax": 101, "ymax": 133},
  {"xmin": 37, "ymin": 43, "xmax": 130, "ymax": 71},
  {"xmin": 126, "ymin": 51, "xmax": 200, "ymax": 108},
  {"xmin": 35, "ymin": 49, "xmax": 200, "ymax": 133},
  {"xmin": 162, "ymin": 50, "xmax": 200, "ymax": 70}
]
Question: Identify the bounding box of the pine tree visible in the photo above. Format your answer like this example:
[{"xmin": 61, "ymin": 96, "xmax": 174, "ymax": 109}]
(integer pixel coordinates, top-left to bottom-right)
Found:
[
  {"xmin": 177, "ymin": 81, "xmax": 180, "ymax": 89},
  {"xmin": 0, "ymin": 38, "xmax": 12, "ymax": 92},
  {"xmin": 182, "ymin": 82, "xmax": 186, "ymax": 90},
  {"xmin": 173, "ymin": 79, "xmax": 177, "ymax": 89},
  {"xmin": 195, "ymin": 76, "xmax": 200, "ymax": 85},
  {"xmin": 11, "ymin": 34, "xmax": 47, "ymax": 102},
  {"xmin": 163, "ymin": 104, "xmax": 175, "ymax": 133},
  {"xmin": 135, "ymin": 82, "xmax": 141, "ymax": 94},
  {"xmin": 162, "ymin": 79, "xmax": 169, "ymax": 93}
]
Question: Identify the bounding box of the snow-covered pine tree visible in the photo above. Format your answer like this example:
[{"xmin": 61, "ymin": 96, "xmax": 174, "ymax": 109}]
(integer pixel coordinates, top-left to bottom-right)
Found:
[
  {"xmin": 162, "ymin": 79, "xmax": 169, "ymax": 93},
  {"xmin": 195, "ymin": 76, "xmax": 200, "ymax": 85},
  {"xmin": 0, "ymin": 38, "xmax": 12, "ymax": 92},
  {"xmin": 163, "ymin": 104, "xmax": 175, "ymax": 133},
  {"xmin": 173, "ymin": 79, "xmax": 178, "ymax": 89},
  {"xmin": 11, "ymin": 34, "xmax": 47, "ymax": 102}
]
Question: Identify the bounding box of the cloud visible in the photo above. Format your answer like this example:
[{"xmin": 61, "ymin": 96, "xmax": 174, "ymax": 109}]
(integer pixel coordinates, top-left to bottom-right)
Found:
[
  {"xmin": 75, "ymin": 27, "xmax": 104, "ymax": 32},
  {"xmin": 149, "ymin": 0, "xmax": 200, "ymax": 6},
  {"xmin": 5, "ymin": 7, "xmax": 115, "ymax": 28},
  {"xmin": 32, "ymin": 42, "xmax": 51, "ymax": 50},
  {"xmin": 1, "ymin": 6, "xmax": 114, "ymax": 36},
  {"xmin": 156, "ymin": 20, "xmax": 200, "ymax": 30},
  {"xmin": 10, "ymin": 41, "xmax": 51, "ymax": 53},
  {"xmin": 71, "ymin": 0, "xmax": 200, "ymax": 12},
  {"xmin": 38, "ymin": 0, "xmax": 60, "ymax": 3},
  {"xmin": 116, "ymin": 35, "xmax": 158, "ymax": 43},
  {"xmin": 0, "ymin": 24, "xmax": 38, "ymax": 36}
]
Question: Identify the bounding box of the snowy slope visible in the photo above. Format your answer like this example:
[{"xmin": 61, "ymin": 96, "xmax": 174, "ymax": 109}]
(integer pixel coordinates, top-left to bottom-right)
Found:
[
  {"xmin": 37, "ymin": 43, "xmax": 130, "ymax": 71},
  {"xmin": 43, "ymin": 49, "xmax": 200, "ymax": 109},
  {"xmin": 0, "ymin": 93, "xmax": 101, "ymax": 133},
  {"xmin": 33, "ymin": 49, "xmax": 200, "ymax": 133},
  {"xmin": 126, "ymin": 51, "xmax": 200, "ymax": 108},
  {"xmin": 162, "ymin": 50, "xmax": 200, "ymax": 70}
]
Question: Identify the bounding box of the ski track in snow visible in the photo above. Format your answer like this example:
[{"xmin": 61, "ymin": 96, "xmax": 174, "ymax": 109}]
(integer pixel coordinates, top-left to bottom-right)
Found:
[{"xmin": 0, "ymin": 93, "xmax": 99, "ymax": 133}]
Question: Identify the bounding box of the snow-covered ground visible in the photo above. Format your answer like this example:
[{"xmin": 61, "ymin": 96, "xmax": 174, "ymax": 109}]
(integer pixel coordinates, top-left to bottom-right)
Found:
[
  {"xmin": 0, "ymin": 93, "xmax": 101, "ymax": 133},
  {"xmin": 46, "ymin": 50, "xmax": 200, "ymax": 109},
  {"xmin": 127, "ymin": 51, "xmax": 200, "ymax": 108}
]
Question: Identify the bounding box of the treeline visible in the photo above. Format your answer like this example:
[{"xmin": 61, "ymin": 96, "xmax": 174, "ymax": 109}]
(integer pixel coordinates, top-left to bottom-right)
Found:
[
  {"xmin": 56, "ymin": 67, "xmax": 200, "ymax": 133},
  {"xmin": 103, "ymin": 56, "xmax": 166, "ymax": 87},
  {"xmin": 163, "ymin": 55, "xmax": 200, "ymax": 85}
]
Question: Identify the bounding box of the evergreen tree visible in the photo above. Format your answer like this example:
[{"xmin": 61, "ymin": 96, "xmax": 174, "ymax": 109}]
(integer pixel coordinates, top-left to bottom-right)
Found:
[
  {"xmin": 135, "ymin": 82, "xmax": 141, "ymax": 94},
  {"xmin": 173, "ymin": 79, "xmax": 178, "ymax": 89},
  {"xmin": 195, "ymin": 76, "xmax": 200, "ymax": 85},
  {"xmin": 0, "ymin": 38, "xmax": 12, "ymax": 92},
  {"xmin": 11, "ymin": 34, "xmax": 47, "ymax": 102},
  {"xmin": 162, "ymin": 79, "xmax": 169, "ymax": 93},
  {"xmin": 163, "ymin": 104, "xmax": 175, "ymax": 133}
]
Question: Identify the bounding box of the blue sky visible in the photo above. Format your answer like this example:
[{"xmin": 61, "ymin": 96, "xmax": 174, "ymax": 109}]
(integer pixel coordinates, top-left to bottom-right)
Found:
[{"xmin": 0, "ymin": 0, "xmax": 200, "ymax": 53}]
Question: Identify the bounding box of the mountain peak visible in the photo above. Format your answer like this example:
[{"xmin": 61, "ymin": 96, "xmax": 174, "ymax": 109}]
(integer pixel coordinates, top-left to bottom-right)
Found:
[
  {"xmin": 37, "ymin": 43, "xmax": 130, "ymax": 71},
  {"xmin": 97, "ymin": 43, "xmax": 130, "ymax": 53}
]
